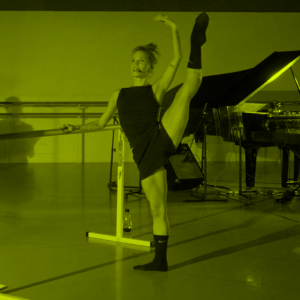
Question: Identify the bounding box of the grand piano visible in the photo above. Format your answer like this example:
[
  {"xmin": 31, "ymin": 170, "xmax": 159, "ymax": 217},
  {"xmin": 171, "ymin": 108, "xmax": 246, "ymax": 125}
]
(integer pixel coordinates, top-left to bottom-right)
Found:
[{"xmin": 161, "ymin": 51, "xmax": 300, "ymax": 189}]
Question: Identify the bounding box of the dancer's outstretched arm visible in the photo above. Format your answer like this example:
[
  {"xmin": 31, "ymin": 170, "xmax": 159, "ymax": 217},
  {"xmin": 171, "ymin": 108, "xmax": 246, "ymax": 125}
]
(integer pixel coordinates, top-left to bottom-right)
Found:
[
  {"xmin": 60, "ymin": 89, "xmax": 120, "ymax": 133},
  {"xmin": 153, "ymin": 15, "xmax": 183, "ymax": 94}
]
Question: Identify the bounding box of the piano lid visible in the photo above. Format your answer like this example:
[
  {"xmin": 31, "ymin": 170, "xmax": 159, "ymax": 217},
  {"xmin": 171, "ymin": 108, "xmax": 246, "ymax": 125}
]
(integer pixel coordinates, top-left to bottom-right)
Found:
[
  {"xmin": 163, "ymin": 51, "xmax": 300, "ymax": 111},
  {"xmin": 163, "ymin": 69, "xmax": 251, "ymax": 110},
  {"xmin": 208, "ymin": 51, "xmax": 300, "ymax": 109}
]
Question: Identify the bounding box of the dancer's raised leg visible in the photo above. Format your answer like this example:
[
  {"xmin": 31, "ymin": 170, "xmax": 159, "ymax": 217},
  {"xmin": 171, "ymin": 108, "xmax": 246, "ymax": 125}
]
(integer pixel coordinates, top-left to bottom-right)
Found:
[
  {"xmin": 188, "ymin": 12, "xmax": 209, "ymax": 70},
  {"xmin": 177, "ymin": 12, "xmax": 209, "ymax": 98},
  {"xmin": 162, "ymin": 12, "xmax": 209, "ymax": 150}
]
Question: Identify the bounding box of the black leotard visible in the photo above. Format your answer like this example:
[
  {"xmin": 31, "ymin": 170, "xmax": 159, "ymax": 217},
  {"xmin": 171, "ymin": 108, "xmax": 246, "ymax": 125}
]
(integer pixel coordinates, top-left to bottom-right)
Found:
[{"xmin": 117, "ymin": 85, "xmax": 176, "ymax": 181}]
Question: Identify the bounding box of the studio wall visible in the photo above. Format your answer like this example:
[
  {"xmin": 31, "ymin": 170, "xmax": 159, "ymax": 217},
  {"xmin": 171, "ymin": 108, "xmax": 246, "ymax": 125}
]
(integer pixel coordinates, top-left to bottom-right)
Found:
[{"xmin": 0, "ymin": 11, "xmax": 299, "ymax": 184}]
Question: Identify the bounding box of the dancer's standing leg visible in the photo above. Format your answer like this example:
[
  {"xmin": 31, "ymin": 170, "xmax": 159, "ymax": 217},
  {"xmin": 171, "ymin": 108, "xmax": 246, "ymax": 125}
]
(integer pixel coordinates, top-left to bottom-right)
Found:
[{"xmin": 134, "ymin": 13, "xmax": 209, "ymax": 272}]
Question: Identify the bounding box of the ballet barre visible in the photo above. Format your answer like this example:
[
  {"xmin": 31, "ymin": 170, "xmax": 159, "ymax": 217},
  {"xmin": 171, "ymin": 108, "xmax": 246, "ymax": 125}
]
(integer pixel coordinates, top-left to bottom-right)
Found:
[
  {"xmin": 0, "ymin": 125, "xmax": 153, "ymax": 248},
  {"xmin": 0, "ymin": 124, "xmax": 122, "ymax": 140},
  {"xmin": 0, "ymin": 125, "xmax": 152, "ymax": 300},
  {"xmin": 0, "ymin": 124, "xmax": 152, "ymax": 299}
]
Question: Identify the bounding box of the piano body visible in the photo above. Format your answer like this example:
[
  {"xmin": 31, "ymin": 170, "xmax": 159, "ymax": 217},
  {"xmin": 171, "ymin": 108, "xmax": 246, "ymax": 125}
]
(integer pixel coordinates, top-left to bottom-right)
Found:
[{"xmin": 161, "ymin": 51, "xmax": 300, "ymax": 188}]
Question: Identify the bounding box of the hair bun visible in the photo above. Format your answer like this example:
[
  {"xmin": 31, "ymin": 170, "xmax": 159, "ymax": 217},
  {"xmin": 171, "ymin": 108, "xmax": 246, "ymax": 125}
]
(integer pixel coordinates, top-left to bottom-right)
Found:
[{"xmin": 146, "ymin": 43, "xmax": 157, "ymax": 51}]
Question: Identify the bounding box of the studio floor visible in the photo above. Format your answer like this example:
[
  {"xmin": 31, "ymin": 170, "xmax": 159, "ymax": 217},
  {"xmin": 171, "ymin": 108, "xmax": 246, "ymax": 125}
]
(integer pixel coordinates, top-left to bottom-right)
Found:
[{"xmin": 1, "ymin": 163, "xmax": 300, "ymax": 300}]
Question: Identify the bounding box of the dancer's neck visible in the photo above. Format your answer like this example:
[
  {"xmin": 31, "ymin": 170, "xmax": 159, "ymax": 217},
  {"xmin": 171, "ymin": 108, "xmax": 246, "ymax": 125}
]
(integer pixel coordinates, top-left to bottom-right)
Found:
[{"xmin": 132, "ymin": 77, "xmax": 150, "ymax": 87}]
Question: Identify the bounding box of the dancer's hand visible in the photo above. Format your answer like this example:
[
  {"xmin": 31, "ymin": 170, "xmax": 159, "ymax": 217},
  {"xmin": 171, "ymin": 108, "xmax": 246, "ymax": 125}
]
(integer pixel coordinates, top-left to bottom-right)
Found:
[
  {"xmin": 154, "ymin": 15, "xmax": 177, "ymax": 28},
  {"xmin": 60, "ymin": 124, "xmax": 77, "ymax": 134}
]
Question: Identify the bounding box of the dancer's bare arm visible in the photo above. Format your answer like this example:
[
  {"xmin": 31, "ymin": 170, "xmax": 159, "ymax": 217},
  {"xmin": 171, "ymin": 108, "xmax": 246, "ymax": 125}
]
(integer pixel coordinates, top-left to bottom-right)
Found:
[
  {"xmin": 60, "ymin": 89, "xmax": 120, "ymax": 133},
  {"xmin": 153, "ymin": 15, "xmax": 183, "ymax": 94},
  {"xmin": 97, "ymin": 89, "xmax": 120, "ymax": 129}
]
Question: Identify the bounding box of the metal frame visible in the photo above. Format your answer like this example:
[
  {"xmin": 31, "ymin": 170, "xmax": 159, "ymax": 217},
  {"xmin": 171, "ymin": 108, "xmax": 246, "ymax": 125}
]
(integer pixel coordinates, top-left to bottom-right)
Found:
[{"xmin": 186, "ymin": 109, "xmax": 228, "ymax": 202}]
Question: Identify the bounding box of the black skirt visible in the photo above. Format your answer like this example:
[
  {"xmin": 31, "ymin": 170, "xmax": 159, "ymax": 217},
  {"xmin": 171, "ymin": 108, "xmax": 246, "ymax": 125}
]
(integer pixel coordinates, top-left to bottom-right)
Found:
[{"xmin": 132, "ymin": 122, "xmax": 177, "ymax": 181}]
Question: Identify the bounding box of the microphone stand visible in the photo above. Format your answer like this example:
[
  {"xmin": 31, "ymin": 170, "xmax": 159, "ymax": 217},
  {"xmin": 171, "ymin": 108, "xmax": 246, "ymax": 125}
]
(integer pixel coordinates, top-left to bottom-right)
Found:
[{"xmin": 185, "ymin": 104, "xmax": 228, "ymax": 203}]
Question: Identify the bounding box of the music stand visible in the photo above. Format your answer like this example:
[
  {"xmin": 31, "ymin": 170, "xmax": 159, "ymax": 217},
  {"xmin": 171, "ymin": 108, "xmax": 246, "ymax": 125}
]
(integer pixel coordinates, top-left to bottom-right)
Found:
[{"xmin": 185, "ymin": 104, "xmax": 228, "ymax": 203}]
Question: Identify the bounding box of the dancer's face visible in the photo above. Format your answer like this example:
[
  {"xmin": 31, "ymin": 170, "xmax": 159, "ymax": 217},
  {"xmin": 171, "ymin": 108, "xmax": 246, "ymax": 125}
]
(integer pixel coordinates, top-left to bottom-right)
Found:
[{"xmin": 131, "ymin": 51, "xmax": 152, "ymax": 78}]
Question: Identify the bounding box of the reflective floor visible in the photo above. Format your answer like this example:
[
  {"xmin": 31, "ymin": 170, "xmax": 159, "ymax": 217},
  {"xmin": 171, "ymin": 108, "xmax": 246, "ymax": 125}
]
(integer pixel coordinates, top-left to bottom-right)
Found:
[{"xmin": 1, "ymin": 163, "xmax": 300, "ymax": 300}]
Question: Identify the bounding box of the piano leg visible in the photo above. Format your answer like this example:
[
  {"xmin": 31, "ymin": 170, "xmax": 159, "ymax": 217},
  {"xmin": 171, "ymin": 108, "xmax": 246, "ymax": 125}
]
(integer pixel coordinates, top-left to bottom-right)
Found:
[
  {"xmin": 280, "ymin": 146, "xmax": 300, "ymax": 187},
  {"xmin": 244, "ymin": 145, "xmax": 260, "ymax": 188},
  {"xmin": 294, "ymin": 149, "xmax": 300, "ymax": 183},
  {"xmin": 286, "ymin": 145, "xmax": 300, "ymax": 185},
  {"xmin": 281, "ymin": 148, "xmax": 289, "ymax": 188}
]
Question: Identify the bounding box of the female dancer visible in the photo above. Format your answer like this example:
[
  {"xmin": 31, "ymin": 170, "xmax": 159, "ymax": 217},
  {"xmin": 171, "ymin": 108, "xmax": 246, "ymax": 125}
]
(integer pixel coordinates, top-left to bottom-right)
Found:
[{"xmin": 61, "ymin": 13, "xmax": 209, "ymax": 271}]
